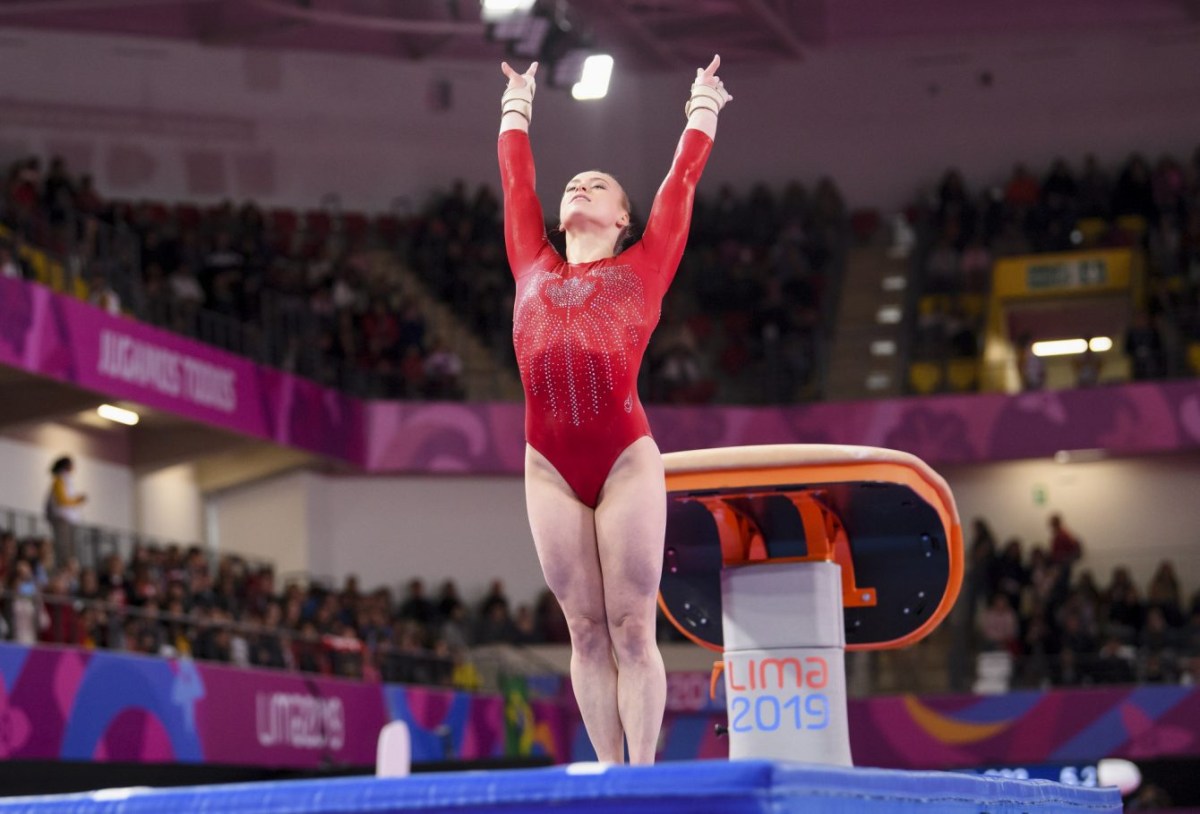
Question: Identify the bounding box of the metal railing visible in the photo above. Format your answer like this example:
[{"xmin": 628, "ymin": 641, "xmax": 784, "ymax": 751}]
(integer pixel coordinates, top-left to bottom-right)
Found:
[
  {"xmin": 1, "ymin": 200, "xmax": 508, "ymax": 401},
  {"xmin": 0, "ymin": 589, "xmax": 464, "ymax": 685},
  {"xmin": 0, "ymin": 504, "xmax": 274, "ymax": 575}
]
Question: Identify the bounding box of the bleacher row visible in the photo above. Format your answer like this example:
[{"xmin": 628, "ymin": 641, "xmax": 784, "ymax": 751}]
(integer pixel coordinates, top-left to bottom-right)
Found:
[
  {"xmin": 902, "ymin": 149, "xmax": 1200, "ymax": 394},
  {"xmin": 0, "ymin": 503, "xmax": 567, "ymax": 691},
  {"xmin": 4, "ymin": 494, "xmax": 1200, "ymax": 696},
  {"xmin": 4, "ymin": 154, "xmax": 845, "ymax": 405},
  {"xmin": 9, "ymin": 144, "xmax": 1200, "ymax": 406}
]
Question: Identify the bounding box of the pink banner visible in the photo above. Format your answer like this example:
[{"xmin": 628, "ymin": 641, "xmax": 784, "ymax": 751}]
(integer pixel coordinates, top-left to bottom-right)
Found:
[
  {"xmin": 195, "ymin": 663, "xmax": 388, "ymax": 768},
  {"xmin": 650, "ymin": 679, "xmax": 1200, "ymax": 769},
  {"xmin": 4, "ymin": 276, "xmax": 1200, "ymax": 474},
  {"xmin": 0, "ymin": 644, "xmax": 567, "ymax": 768},
  {"xmin": 363, "ymin": 381, "xmax": 1200, "ymax": 472},
  {"xmin": 0, "ymin": 276, "xmax": 363, "ymax": 462}
]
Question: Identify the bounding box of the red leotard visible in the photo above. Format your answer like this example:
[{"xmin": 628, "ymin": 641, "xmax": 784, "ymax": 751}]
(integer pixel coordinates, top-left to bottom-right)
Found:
[{"xmin": 499, "ymin": 128, "xmax": 712, "ymax": 508}]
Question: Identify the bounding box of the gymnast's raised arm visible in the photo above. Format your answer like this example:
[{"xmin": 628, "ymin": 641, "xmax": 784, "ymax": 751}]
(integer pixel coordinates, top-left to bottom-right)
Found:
[
  {"xmin": 640, "ymin": 55, "xmax": 732, "ymax": 281},
  {"xmin": 496, "ymin": 60, "xmax": 549, "ymax": 277}
]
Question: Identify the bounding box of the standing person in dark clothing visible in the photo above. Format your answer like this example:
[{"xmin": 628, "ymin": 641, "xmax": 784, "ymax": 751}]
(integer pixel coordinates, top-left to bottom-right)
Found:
[{"xmin": 45, "ymin": 456, "xmax": 86, "ymax": 568}]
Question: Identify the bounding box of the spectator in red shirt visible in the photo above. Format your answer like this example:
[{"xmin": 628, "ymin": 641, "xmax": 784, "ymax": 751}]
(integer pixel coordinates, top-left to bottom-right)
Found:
[
  {"xmin": 40, "ymin": 570, "xmax": 82, "ymax": 645},
  {"xmin": 1048, "ymin": 514, "xmax": 1083, "ymax": 567},
  {"xmin": 1004, "ymin": 163, "xmax": 1041, "ymax": 209}
]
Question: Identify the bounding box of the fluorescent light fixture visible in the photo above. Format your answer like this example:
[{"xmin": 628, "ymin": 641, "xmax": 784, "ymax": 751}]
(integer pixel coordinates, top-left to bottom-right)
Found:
[
  {"xmin": 865, "ymin": 372, "xmax": 892, "ymax": 390},
  {"xmin": 881, "ymin": 275, "xmax": 907, "ymax": 292},
  {"xmin": 481, "ymin": 0, "xmax": 535, "ymax": 22},
  {"xmin": 1031, "ymin": 337, "xmax": 1113, "ymax": 357},
  {"xmin": 1031, "ymin": 338, "xmax": 1087, "ymax": 357},
  {"xmin": 97, "ymin": 404, "xmax": 139, "ymax": 426},
  {"xmin": 870, "ymin": 340, "xmax": 897, "ymax": 356},
  {"xmin": 489, "ymin": 12, "xmax": 550, "ymax": 56},
  {"xmin": 876, "ymin": 305, "xmax": 902, "ymax": 324},
  {"xmin": 1054, "ymin": 448, "xmax": 1106, "ymax": 464},
  {"xmin": 571, "ymin": 54, "xmax": 614, "ymax": 100}
]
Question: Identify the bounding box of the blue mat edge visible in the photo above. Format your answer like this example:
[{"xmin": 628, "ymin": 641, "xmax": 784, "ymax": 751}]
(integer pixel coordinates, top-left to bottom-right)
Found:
[{"xmin": 0, "ymin": 760, "xmax": 1122, "ymax": 811}]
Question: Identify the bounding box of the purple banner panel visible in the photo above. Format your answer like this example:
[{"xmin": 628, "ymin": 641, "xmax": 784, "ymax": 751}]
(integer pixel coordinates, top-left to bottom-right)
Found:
[
  {"xmin": 1, "ymin": 644, "xmax": 1195, "ymax": 771},
  {"xmin": 651, "ymin": 678, "xmax": 1200, "ymax": 769},
  {"xmin": 365, "ymin": 382, "xmax": 1200, "ymax": 474},
  {"xmin": 195, "ymin": 662, "xmax": 388, "ymax": 768},
  {"xmin": 0, "ymin": 276, "xmax": 363, "ymax": 463},
  {"xmin": 5, "ymin": 275, "xmax": 1200, "ymax": 474},
  {"xmin": 0, "ymin": 644, "xmax": 568, "ymax": 769}
]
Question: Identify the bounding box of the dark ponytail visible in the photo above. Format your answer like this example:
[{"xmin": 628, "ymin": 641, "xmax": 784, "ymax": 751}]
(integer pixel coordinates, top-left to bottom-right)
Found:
[{"xmin": 614, "ymin": 217, "xmax": 640, "ymax": 255}]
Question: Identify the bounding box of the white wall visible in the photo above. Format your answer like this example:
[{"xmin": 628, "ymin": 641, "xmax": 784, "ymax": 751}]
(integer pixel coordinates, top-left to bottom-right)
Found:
[
  {"xmin": 652, "ymin": 30, "xmax": 1200, "ymax": 210},
  {"xmin": 134, "ymin": 463, "xmax": 204, "ymax": 545},
  {"xmin": 234, "ymin": 453, "xmax": 1200, "ymax": 608},
  {"xmin": 0, "ymin": 28, "xmax": 650, "ymax": 213},
  {"xmin": 1, "ymin": 27, "xmax": 1197, "ymax": 213},
  {"xmin": 207, "ymin": 470, "xmax": 315, "ymax": 579},
  {"xmin": 206, "ymin": 471, "xmax": 543, "ymax": 604},
  {"xmin": 944, "ymin": 452, "xmax": 1200, "ymax": 592},
  {"xmin": 0, "ymin": 424, "xmax": 134, "ymax": 531},
  {"xmin": 5, "ymin": 415, "xmax": 1195, "ymax": 602},
  {"xmin": 319, "ymin": 475, "xmax": 542, "ymax": 607}
]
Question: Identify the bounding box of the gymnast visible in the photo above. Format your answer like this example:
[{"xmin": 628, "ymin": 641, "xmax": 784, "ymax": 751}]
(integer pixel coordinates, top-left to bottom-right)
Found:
[{"xmin": 498, "ymin": 55, "xmax": 731, "ymax": 763}]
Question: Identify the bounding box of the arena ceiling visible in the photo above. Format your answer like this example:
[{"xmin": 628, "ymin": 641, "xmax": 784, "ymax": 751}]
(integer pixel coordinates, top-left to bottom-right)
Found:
[{"xmin": 0, "ymin": 0, "xmax": 1196, "ymax": 71}]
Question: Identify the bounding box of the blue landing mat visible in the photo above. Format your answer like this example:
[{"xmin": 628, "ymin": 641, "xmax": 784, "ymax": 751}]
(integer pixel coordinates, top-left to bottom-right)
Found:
[{"xmin": 0, "ymin": 760, "xmax": 1121, "ymax": 814}]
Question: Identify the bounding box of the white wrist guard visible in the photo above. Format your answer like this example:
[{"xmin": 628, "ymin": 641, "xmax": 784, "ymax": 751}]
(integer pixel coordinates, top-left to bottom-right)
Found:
[
  {"xmin": 684, "ymin": 81, "xmax": 730, "ymax": 118},
  {"xmin": 502, "ymin": 84, "xmax": 534, "ymax": 123}
]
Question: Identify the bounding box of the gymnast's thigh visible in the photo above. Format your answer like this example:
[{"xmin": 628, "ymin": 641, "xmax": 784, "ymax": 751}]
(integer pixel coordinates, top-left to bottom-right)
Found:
[
  {"xmin": 593, "ymin": 436, "xmax": 668, "ymax": 613},
  {"xmin": 524, "ymin": 444, "xmax": 605, "ymax": 617}
]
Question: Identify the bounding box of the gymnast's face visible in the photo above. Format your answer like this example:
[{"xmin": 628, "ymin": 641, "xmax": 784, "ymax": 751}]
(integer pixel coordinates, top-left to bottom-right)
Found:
[{"xmin": 560, "ymin": 171, "xmax": 629, "ymax": 235}]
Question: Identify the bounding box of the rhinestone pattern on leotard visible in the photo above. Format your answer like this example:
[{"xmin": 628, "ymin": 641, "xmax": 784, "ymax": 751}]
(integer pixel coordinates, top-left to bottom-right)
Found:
[{"xmin": 513, "ymin": 263, "xmax": 645, "ymax": 426}]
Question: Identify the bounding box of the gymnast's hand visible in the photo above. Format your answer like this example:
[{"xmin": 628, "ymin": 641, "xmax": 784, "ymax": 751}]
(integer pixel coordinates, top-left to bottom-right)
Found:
[
  {"xmin": 500, "ymin": 61, "xmax": 537, "ymax": 130},
  {"xmin": 501, "ymin": 60, "xmax": 538, "ymax": 96},
  {"xmin": 689, "ymin": 54, "xmax": 732, "ymax": 114}
]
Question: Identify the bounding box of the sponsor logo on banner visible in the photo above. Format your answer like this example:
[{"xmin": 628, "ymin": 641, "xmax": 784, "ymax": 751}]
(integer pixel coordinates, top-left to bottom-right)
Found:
[
  {"xmin": 255, "ymin": 692, "xmax": 345, "ymax": 750},
  {"xmin": 97, "ymin": 329, "xmax": 238, "ymax": 412}
]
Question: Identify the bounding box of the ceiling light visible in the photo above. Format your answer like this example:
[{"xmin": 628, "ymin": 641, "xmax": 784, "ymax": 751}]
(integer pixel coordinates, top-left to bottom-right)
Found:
[
  {"xmin": 571, "ymin": 54, "xmax": 613, "ymax": 100},
  {"xmin": 1089, "ymin": 336, "xmax": 1113, "ymax": 352},
  {"xmin": 865, "ymin": 372, "xmax": 892, "ymax": 390},
  {"xmin": 487, "ymin": 7, "xmax": 550, "ymax": 56},
  {"xmin": 481, "ymin": 0, "xmax": 535, "ymax": 22},
  {"xmin": 870, "ymin": 340, "xmax": 896, "ymax": 356},
  {"xmin": 881, "ymin": 275, "xmax": 907, "ymax": 292},
  {"xmin": 98, "ymin": 404, "xmax": 139, "ymax": 426},
  {"xmin": 1054, "ymin": 449, "xmax": 1106, "ymax": 464},
  {"xmin": 1031, "ymin": 338, "xmax": 1087, "ymax": 357},
  {"xmin": 876, "ymin": 305, "xmax": 902, "ymax": 324}
]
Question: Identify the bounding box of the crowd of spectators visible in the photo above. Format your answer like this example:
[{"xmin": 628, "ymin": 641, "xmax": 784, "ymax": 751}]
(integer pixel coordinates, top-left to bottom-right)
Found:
[
  {"xmin": 381, "ymin": 174, "xmax": 848, "ymax": 404},
  {"xmin": 0, "ymin": 527, "xmax": 573, "ymax": 690},
  {"xmin": 9, "ymin": 145, "xmax": 1200, "ymax": 405},
  {"xmin": 3, "ymin": 155, "xmax": 465, "ymax": 400},
  {"xmin": 957, "ymin": 514, "xmax": 1200, "ymax": 690},
  {"xmin": 648, "ymin": 178, "xmax": 846, "ymax": 404},
  {"xmin": 910, "ymin": 147, "xmax": 1200, "ymax": 388},
  {"xmin": 10, "ymin": 502, "xmax": 1199, "ymax": 695},
  {"xmin": 4, "ymin": 153, "xmax": 846, "ymax": 406}
]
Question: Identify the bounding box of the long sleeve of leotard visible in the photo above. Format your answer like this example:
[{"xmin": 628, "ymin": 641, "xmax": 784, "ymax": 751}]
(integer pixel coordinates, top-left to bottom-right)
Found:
[
  {"xmin": 639, "ymin": 128, "xmax": 713, "ymax": 284},
  {"xmin": 498, "ymin": 129, "xmax": 550, "ymax": 279}
]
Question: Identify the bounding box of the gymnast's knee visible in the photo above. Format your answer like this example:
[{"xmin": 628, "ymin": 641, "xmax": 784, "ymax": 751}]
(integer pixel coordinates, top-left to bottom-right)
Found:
[
  {"xmin": 607, "ymin": 611, "xmax": 656, "ymax": 663},
  {"xmin": 565, "ymin": 613, "xmax": 612, "ymax": 658}
]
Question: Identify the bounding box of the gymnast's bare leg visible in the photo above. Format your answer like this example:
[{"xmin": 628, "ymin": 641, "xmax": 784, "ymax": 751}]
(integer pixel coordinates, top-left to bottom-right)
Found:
[{"xmin": 525, "ymin": 437, "xmax": 667, "ymax": 765}]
